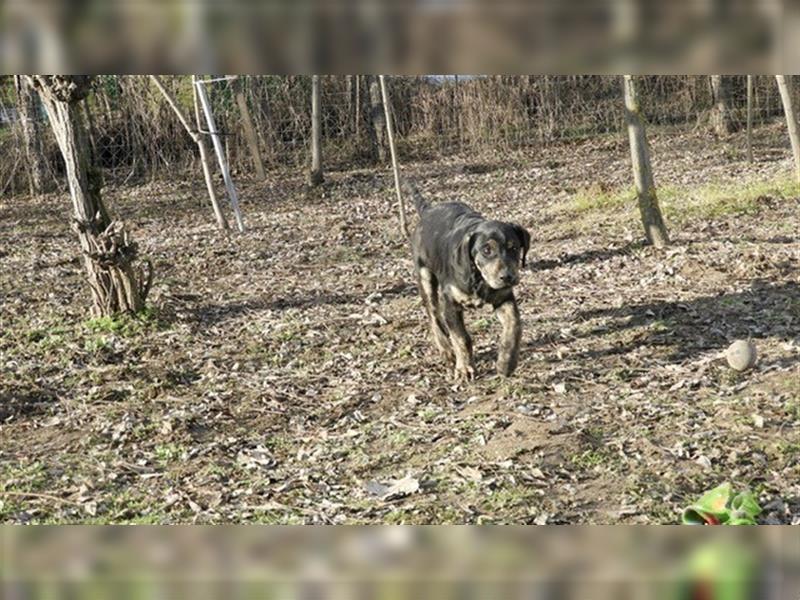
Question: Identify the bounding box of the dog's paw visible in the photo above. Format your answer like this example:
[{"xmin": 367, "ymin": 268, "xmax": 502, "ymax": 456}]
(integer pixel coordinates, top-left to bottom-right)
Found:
[
  {"xmin": 496, "ymin": 362, "xmax": 515, "ymax": 378},
  {"xmin": 432, "ymin": 335, "xmax": 455, "ymax": 363},
  {"xmin": 437, "ymin": 346, "xmax": 456, "ymax": 364},
  {"xmin": 496, "ymin": 356, "xmax": 519, "ymax": 378},
  {"xmin": 453, "ymin": 362, "xmax": 475, "ymax": 382}
]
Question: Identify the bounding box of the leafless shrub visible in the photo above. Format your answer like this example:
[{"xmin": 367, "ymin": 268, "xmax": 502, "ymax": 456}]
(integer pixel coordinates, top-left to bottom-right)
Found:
[{"xmin": 0, "ymin": 75, "xmax": 791, "ymax": 196}]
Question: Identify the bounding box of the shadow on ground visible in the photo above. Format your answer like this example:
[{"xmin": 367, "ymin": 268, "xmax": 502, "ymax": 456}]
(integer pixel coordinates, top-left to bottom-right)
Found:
[{"xmin": 574, "ymin": 281, "xmax": 800, "ymax": 364}]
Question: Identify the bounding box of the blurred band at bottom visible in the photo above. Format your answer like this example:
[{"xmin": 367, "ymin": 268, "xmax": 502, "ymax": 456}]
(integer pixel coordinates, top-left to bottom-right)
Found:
[{"xmin": 1, "ymin": 527, "xmax": 798, "ymax": 599}]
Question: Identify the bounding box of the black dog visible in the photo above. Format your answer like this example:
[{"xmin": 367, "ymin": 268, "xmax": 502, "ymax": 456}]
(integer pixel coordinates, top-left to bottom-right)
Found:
[{"xmin": 407, "ymin": 181, "xmax": 530, "ymax": 380}]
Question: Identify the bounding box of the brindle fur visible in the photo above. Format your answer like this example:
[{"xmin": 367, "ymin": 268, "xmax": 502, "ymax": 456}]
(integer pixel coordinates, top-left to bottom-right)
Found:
[{"xmin": 407, "ymin": 180, "xmax": 530, "ymax": 380}]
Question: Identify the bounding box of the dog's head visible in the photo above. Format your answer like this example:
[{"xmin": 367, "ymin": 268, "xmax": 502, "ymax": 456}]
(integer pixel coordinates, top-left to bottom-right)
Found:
[{"xmin": 455, "ymin": 221, "xmax": 531, "ymax": 290}]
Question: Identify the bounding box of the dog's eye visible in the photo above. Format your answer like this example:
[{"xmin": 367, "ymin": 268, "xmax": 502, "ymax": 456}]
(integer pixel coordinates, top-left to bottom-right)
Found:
[{"xmin": 481, "ymin": 245, "xmax": 493, "ymax": 256}]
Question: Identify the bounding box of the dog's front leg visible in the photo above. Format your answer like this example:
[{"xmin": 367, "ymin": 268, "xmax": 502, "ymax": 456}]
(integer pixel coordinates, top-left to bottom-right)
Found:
[
  {"xmin": 443, "ymin": 298, "xmax": 474, "ymax": 381},
  {"xmin": 417, "ymin": 267, "xmax": 455, "ymax": 363},
  {"xmin": 495, "ymin": 297, "xmax": 521, "ymax": 376}
]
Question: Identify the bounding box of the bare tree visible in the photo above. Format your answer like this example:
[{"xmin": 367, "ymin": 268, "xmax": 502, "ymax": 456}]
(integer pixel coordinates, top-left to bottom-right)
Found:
[
  {"xmin": 709, "ymin": 75, "xmax": 732, "ymax": 135},
  {"xmin": 28, "ymin": 76, "xmax": 151, "ymax": 316},
  {"xmin": 622, "ymin": 75, "xmax": 670, "ymax": 249},
  {"xmin": 746, "ymin": 75, "xmax": 754, "ymax": 163},
  {"xmin": 354, "ymin": 75, "xmax": 361, "ymax": 139},
  {"xmin": 14, "ymin": 76, "xmax": 49, "ymax": 195},
  {"xmin": 191, "ymin": 76, "xmax": 229, "ymax": 230},
  {"xmin": 231, "ymin": 76, "xmax": 266, "ymax": 181},
  {"xmin": 378, "ymin": 75, "xmax": 408, "ymax": 237},
  {"xmin": 368, "ymin": 75, "xmax": 387, "ymax": 163},
  {"xmin": 308, "ymin": 75, "xmax": 324, "ymax": 186},
  {"xmin": 776, "ymin": 75, "xmax": 800, "ymax": 183},
  {"xmin": 149, "ymin": 75, "xmax": 228, "ymax": 231}
]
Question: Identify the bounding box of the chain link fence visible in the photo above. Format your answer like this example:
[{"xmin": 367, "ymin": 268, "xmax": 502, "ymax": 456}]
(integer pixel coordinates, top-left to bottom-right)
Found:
[{"xmin": 0, "ymin": 75, "xmax": 793, "ymax": 197}]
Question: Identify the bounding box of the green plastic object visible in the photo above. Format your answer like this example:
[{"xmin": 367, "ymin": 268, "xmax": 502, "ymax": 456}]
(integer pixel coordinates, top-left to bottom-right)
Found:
[
  {"xmin": 681, "ymin": 483, "xmax": 762, "ymax": 525},
  {"xmin": 678, "ymin": 541, "xmax": 760, "ymax": 600}
]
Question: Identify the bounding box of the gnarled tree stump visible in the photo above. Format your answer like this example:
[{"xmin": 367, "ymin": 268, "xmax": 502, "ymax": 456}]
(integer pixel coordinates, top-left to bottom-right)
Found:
[{"xmin": 28, "ymin": 75, "xmax": 151, "ymax": 316}]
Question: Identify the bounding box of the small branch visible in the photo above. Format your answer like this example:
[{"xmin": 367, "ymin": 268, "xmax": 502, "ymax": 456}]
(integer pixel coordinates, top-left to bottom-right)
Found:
[{"xmin": 149, "ymin": 75, "xmax": 199, "ymax": 143}]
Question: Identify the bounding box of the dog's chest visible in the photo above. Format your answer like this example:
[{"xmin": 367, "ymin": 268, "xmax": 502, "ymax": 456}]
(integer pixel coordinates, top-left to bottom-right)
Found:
[{"xmin": 447, "ymin": 285, "xmax": 485, "ymax": 308}]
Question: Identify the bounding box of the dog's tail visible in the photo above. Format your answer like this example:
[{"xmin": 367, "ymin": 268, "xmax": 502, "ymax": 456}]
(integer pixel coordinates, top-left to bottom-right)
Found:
[{"xmin": 403, "ymin": 179, "xmax": 430, "ymax": 215}]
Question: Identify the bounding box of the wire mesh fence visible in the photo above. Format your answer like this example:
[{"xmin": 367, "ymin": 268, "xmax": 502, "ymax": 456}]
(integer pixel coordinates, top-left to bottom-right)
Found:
[{"xmin": 0, "ymin": 75, "xmax": 794, "ymax": 197}]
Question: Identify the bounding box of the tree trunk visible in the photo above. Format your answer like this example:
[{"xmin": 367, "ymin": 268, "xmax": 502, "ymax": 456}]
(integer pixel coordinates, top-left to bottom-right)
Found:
[
  {"xmin": 231, "ymin": 76, "xmax": 266, "ymax": 181},
  {"xmin": 14, "ymin": 76, "xmax": 49, "ymax": 195},
  {"xmin": 354, "ymin": 75, "xmax": 361, "ymax": 139},
  {"xmin": 368, "ymin": 76, "xmax": 387, "ymax": 163},
  {"xmin": 28, "ymin": 76, "xmax": 151, "ymax": 317},
  {"xmin": 378, "ymin": 75, "xmax": 408, "ymax": 237},
  {"xmin": 746, "ymin": 75, "xmax": 754, "ymax": 163},
  {"xmin": 540, "ymin": 76, "xmax": 558, "ymax": 140},
  {"xmin": 194, "ymin": 79, "xmax": 245, "ymax": 232},
  {"xmin": 150, "ymin": 75, "xmax": 229, "ymax": 231},
  {"xmin": 709, "ymin": 75, "xmax": 732, "ymax": 135},
  {"xmin": 622, "ymin": 75, "xmax": 670, "ymax": 249},
  {"xmin": 191, "ymin": 76, "xmax": 230, "ymax": 230},
  {"xmin": 346, "ymin": 75, "xmax": 353, "ymax": 131},
  {"xmin": 308, "ymin": 75, "xmax": 324, "ymax": 186},
  {"xmin": 776, "ymin": 75, "xmax": 800, "ymax": 183}
]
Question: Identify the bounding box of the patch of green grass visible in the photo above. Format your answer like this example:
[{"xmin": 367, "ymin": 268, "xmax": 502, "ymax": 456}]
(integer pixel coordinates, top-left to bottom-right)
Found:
[
  {"xmin": 0, "ymin": 463, "xmax": 51, "ymax": 518},
  {"xmin": 785, "ymin": 401, "xmax": 800, "ymax": 422},
  {"xmin": 24, "ymin": 324, "xmax": 72, "ymax": 351},
  {"xmin": 95, "ymin": 490, "xmax": 166, "ymax": 523},
  {"xmin": 483, "ymin": 485, "xmax": 535, "ymax": 512},
  {"xmin": 420, "ymin": 407, "xmax": 440, "ymax": 423},
  {"xmin": 263, "ymin": 435, "xmax": 291, "ymax": 452},
  {"xmin": 570, "ymin": 448, "xmax": 611, "ymax": 469},
  {"xmin": 84, "ymin": 307, "xmax": 160, "ymax": 337},
  {"xmin": 472, "ymin": 318, "xmax": 493, "ymax": 332},
  {"xmin": 649, "ymin": 318, "xmax": 671, "ymax": 333},
  {"xmin": 251, "ymin": 510, "xmax": 305, "ymax": 525},
  {"xmin": 609, "ymin": 366, "xmax": 638, "ymax": 382},
  {"xmin": 573, "ymin": 185, "xmax": 634, "ymax": 213},
  {"xmin": 662, "ymin": 177, "xmax": 800, "ymax": 222},
  {"xmin": 2, "ymin": 462, "xmax": 49, "ymax": 492},
  {"xmin": 396, "ymin": 345, "xmax": 414, "ymax": 358},
  {"xmin": 571, "ymin": 176, "xmax": 800, "ymax": 224},
  {"xmin": 777, "ymin": 441, "xmax": 800, "ymax": 458},
  {"xmin": 384, "ymin": 508, "xmax": 413, "ymax": 525},
  {"xmin": 387, "ymin": 430, "xmax": 411, "ymax": 448},
  {"xmin": 154, "ymin": 443, "xmax": 185, "ymax": 464},
  {"xmin": 270, "ymin": 319, "xmax": 306, "ymax": 344},
  {"xmin": 430, "ymin": 505, "xmax": 464, "ymax": 524},
  {"xmin": 498, "ymin": 379, "xmax": 526, "ymax": 397},
  {"xmin": 0, "ymin": 499, "xmax": 22, "ymax": 521},
  {"xmin": 84, "ymin": 336, "xmax": 112, "ymax": 354}
]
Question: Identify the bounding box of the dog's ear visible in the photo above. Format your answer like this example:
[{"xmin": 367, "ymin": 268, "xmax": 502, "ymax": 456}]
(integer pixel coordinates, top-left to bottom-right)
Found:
[
  {"xmin": 512, "ymin": 224, "xmax": 531, "ymax": 267},
  {"xmin": 452, "ymin": 231, "xmax": 477, "ymax": 284}
]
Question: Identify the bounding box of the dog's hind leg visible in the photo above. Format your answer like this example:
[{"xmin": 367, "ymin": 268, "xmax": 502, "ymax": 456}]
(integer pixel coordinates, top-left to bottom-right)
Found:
[
  {"xmin": 443, "ymin": 296, "xmax": 475, "ymax": 381},
  {"xmin": 495, "ymin": 297, "xmax": 521, "ymax": 377},
  {"xmin": 417, "ymin": 267, "xmax": 454, "ymax": 362}
]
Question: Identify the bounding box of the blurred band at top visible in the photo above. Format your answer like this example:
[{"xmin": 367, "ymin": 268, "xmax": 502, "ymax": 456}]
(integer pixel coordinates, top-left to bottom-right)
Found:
[{"xmin": 0, "ymin": 0, "xmax": 789, "ymax": 74}]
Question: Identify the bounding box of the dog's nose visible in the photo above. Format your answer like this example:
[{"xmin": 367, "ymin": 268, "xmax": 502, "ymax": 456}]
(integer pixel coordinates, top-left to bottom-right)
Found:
[{"xmin": 500, "ymin": 273, "xmax": 517, "ymax": 285}]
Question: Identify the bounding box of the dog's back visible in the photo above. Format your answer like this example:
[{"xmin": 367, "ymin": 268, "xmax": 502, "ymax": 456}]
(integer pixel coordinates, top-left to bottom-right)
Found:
[{"xmin": 413, "ymin": 199, "xmax": 483, "ymax": 277}]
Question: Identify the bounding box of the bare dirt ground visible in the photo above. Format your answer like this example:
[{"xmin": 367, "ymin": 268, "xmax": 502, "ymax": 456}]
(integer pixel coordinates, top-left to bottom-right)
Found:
[{"xmin": 2, "ymin": 122, "xmax": 800, "ymax": 524}]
